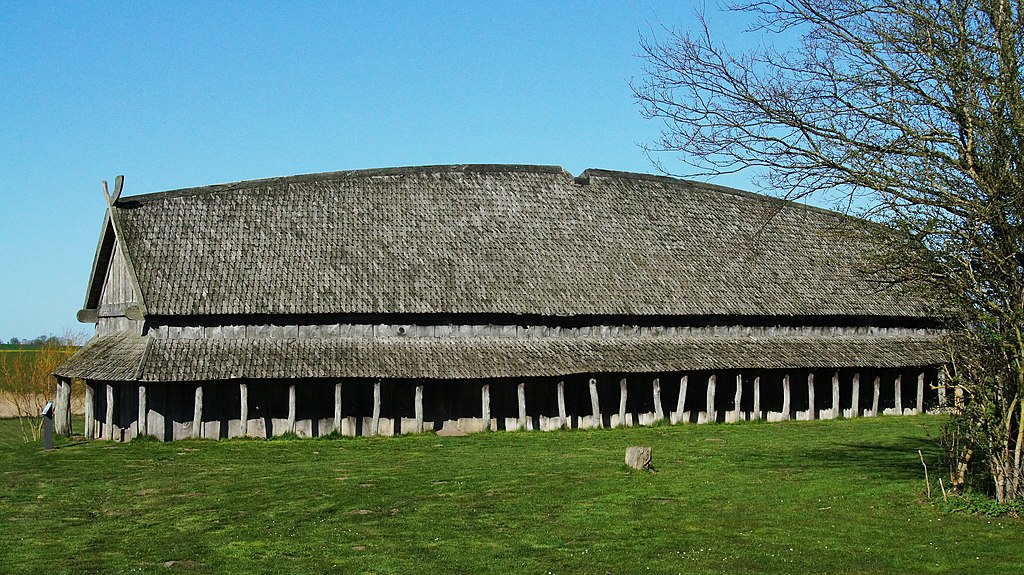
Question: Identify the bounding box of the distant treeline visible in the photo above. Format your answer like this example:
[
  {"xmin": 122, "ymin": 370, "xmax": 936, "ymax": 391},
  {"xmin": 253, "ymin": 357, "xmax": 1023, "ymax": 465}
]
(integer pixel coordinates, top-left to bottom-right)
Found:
[{"xmin": 3, "ymin": 335, "xmax": 68, "ymax": 347}]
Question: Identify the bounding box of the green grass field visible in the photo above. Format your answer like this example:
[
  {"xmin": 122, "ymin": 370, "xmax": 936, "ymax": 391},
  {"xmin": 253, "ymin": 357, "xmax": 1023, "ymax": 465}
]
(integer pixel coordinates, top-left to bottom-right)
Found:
[{"xmin": 1, "ymin": 415, "xmax": 1020, "ymax": 574}]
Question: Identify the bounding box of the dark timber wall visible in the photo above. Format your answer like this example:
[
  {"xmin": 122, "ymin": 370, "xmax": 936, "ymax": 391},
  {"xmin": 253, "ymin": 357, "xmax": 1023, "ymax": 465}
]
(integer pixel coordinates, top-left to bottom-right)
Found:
[{"xmin": 81, "ymin": 366, "xmax": 942, "ymax": 441}]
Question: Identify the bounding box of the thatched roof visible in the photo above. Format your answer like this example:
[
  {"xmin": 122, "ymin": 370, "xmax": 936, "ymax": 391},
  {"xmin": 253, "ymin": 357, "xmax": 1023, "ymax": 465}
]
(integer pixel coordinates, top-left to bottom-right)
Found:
[
  {"xmin": 83, "ymin": 164, "xmax": 932, "ymax": 319},
  {"xmin": 54, "ymin": 330, "xmax": 944, "ymax": 382}
]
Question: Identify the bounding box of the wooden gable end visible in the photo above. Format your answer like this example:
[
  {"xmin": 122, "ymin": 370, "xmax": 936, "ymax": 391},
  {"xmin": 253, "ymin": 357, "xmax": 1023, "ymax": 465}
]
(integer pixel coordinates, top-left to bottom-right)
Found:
[
  {"xmin": 78, "ymin": 211, "xmax": 147, "ymax": 335},
  {"xmin": 98, "ymin": 240, "xmax": 140, "ymax": 317}
]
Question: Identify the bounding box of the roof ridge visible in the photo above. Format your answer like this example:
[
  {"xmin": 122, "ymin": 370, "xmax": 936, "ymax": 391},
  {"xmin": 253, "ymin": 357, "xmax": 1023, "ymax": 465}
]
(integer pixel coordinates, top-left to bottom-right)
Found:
[
  {"xmin": 115, "ymin": 164, "xmax": 574, "ymax": 204},
  {"xmin": 578, "ymin": 168, "xmax": 851, "ymax": 221}
]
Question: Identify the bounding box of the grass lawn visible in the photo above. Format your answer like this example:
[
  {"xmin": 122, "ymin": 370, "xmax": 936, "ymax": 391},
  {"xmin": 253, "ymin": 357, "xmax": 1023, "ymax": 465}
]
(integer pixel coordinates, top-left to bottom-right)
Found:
[{"xmin": 1, "ymin": 414, "xmax": 1020, "ymax": 574}]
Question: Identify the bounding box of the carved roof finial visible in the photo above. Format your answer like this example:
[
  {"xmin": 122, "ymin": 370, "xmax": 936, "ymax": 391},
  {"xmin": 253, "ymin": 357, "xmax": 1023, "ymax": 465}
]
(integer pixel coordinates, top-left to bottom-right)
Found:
[{"xmin": 102, "ymin": 175, "xmax": 125, "ymax": 206}]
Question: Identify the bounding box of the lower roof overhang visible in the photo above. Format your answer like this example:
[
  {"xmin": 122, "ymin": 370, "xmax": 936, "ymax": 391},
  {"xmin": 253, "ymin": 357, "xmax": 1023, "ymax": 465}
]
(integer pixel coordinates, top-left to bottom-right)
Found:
[{"xmin": 54, "ymin": 330, "xmax": 947, "ymax": 383}]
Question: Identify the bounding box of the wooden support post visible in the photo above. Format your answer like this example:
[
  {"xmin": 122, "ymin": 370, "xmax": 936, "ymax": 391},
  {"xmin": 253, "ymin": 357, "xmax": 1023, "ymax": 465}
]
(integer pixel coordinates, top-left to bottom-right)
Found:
[
  {"xmin": 371, "ymin": 381, "xmax": 381, "ymax": 436},
  {"xmin": 618, "ymin": 378, "xmax": 628, "ymax": 427},
  {"xmin": 871, "ymin": 375, "xmax": 881, "ymax": 416},
  {"xmin": 937, "ymin": 370, "xmax": 947, "ymax": 407},
  {"xmin": 807, "ymin": 372, "xmax": 816, "ymax": 421},
  {"xmin": 106, "ymin": 383, "xmax": 115, "ymax": 440},
  {"xmin": 240, "ymin": 383, "xmax": 249, "ymax": 436},
  {"xmin": 53, "ymin": 379, "xmax": 65, "ymax": 434},
  {"xmin": 287, "ymin": 384, "xmax": 297, "ymax": 434},
  {"xmin": 652, "ymin": 378, "xmax": 663, "ymax": 422},
  {"xmin": 831, "ymin": 371, "xmax": 840, "ymax": 420},
  {"xmin": 782, "ymin": 373, "xmax": 791, "ymax": 420},
  {"xmin": 733, "ymin": 374, "xmax": 743, "ymax": 421},
  {"xmin": 589, "ymin": 378, "xmax": 601, "ymax": 429},
  {"xmin": 851, "ymin": 373, "xmax": 860, "ymax": 417},
  {"xmin": 752, "ymin": 375, "xmax": 761, "ymax": 421},
  {"xmin": 415, "ymin": 384, "xmax": 424, "ymax": 433},
  {"xmin": 676, "ymin": 375, "xmax": 688, "ymax": 421},
  {"xmin": 916, "ymin": 372, "xmax": 925, "ymax": 414},
  {"xmin": 84, "ymin": 383, "xmax": 94, "ymax": 439},
  {"xmin": 706, "ymin": 374, "xmax": 717, "ymax": 423},
  {"xmin": 481, "ymin": 384, "xmax": 490, "ymax": 431},
  {"xmin": 557, "ymin": 381, "xmax": 567, "ymax": 428},
  {"xmin": 138, "ymin": 384, "xmax": 147, "ymax": 437},
  {"xmin": 55, "ymin": 378, "xmax": 72, "ymax": 436},
  {"xmin": 332, "ymin": 382, "xmax": 342, "ymax": 434},
  {"xmin": 517, "ymin": 382, "xmax": 527, "ymax": 431},
  {"xmin": 894, "ymin": 374, "xmax": 903, "ymax": 415},
  {"xmin": 192, "ymin": 385, "xmax": 203, "ymax": 439}
]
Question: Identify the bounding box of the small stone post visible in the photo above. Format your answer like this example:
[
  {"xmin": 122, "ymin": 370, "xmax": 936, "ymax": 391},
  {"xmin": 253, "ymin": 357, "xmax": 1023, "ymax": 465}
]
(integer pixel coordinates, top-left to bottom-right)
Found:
[{"xmin": 625, "ymin": 446, "xmax": 652, "ymax": 470}]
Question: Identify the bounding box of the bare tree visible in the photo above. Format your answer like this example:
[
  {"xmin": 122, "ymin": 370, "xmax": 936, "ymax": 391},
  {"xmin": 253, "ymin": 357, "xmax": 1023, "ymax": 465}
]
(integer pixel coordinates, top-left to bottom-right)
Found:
[{"xmin": 634, "ymin": 0, "xmax": 1024, "ymax": 503}]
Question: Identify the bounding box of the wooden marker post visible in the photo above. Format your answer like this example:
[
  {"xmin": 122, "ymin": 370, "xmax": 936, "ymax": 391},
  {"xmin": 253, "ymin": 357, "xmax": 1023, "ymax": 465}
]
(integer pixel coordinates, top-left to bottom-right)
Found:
[{"xmin": 589, "ymin": 378, "xmax": 601, "ymax": 429}]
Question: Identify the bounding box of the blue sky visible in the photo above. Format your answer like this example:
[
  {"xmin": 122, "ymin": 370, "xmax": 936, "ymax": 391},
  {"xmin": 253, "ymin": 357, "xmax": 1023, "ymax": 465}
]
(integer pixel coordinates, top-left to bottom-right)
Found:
[{"xmin": 1, "ymin": 1, "xmax": 761, "ymax": 340}]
